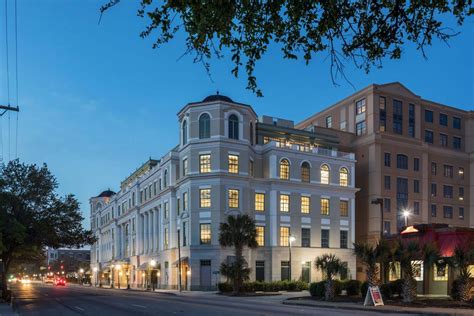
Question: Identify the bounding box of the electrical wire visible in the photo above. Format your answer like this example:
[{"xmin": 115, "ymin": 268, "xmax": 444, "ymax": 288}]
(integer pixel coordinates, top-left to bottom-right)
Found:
[{"xmin": 14, "ymin": 0, "xmax": 18, "ymax": 158}]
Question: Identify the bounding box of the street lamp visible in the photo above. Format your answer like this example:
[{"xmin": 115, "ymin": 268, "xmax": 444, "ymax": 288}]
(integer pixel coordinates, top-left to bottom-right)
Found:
[
  {"xmin": 288, "ymin": 235, "xmax": 296, "ymax": 281},
  {"xmin": 110, "ymin": 264, "xmax": 115, "ymax": 288},
  {"xmin": 93, "ymin": 267, "xmax": 98, "ymax": 287},
  {"xmin": 116, "ymin": 264, "xmax": 122, "ymax": 289},
  {"xmin": 149, "ymin": 260, "xmax": 156, "ymax": 291},
  {"xmin": 126, "ymin": 271, "xmax": 130, "ymax": 290},
  {"xmin": 141, "ymin": 272, "xmax": 146, "ymax": 288},
  {"xmin": 403, "ymin": 209, "xmax": 410, "ymax": 227},
  {"xmin": 177, "ymin": 222, "xmax": 182, "ymax": 292},
  {"xmin": 79, "ymin": 268, "xmax": 84, "ymax": 285}
]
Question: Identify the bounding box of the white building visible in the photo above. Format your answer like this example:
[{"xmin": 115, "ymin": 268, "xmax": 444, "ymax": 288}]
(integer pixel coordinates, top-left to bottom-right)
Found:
[{"xmin": 90, "ymin": 94, "xmax": 358, "ymax": 290}]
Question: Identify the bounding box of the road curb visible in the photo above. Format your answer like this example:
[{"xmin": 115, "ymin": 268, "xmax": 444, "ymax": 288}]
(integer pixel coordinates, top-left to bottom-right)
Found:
[
  {"xmin": 282, "ymin": 300, "xmax": 459, "ymax": 316},
  {"xmin": 90, "ymin": 285, "xmax": 178, "ymax": 296}
]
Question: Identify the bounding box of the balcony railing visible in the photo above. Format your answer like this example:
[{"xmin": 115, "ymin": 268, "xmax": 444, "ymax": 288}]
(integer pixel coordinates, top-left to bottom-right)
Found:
[{"xmin": 263, "ymin": 141, "xmax": 355, "ymax": 160}]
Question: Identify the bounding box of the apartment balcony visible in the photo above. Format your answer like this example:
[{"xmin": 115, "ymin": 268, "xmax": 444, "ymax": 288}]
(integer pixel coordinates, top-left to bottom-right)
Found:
[{"xmin": 262, "ymin": 141, "xmax": 355, "ymax": 160}]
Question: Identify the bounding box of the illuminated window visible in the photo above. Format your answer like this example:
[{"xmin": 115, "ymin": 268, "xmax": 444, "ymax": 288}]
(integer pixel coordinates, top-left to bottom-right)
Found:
[
  {"xmin": 340, "ymin": 200, "xmax": 349, "ymax": 217},
  {"xmin": 339, "ymin": 167, "xmax": 349, "ymax": 186},
  {"xmin": 301, "ymin": 162, "xmax": 310, "ymax": 182},
  {"xmin": 321, "ymin": 198, "xmax": 330, "ymax": 215},
  {"xmin": 280, "ymin": 159, "xmax": 290, "ymax": 180},
  {"xmin": 280, "ymin": 194, "xmax": 290, "ymax": 212},
  {"xmin": 200, "ymin": 154, "xmax": 211, "ymax": 173},
  {"xmin": 301, "ymin": 196, "xmax": 310, "ymax": 214},
  {"xmin": 320, "ymin": 164, "xmax": 330, "ymax": 184},
  {"xmin": 280, "ymin": 227, "xmax": 290, "ymax": 246},
  {"xmin": 255, "ymin": 193, "xmax": 265, "ymax": 212},
  {"xmin": 433, "ymin": 264, "xmax": 448, "ymax": 281},
  {"xmin": 200, "ymin": 189, "xmax": 211, "ymax": 208},
  {"xmin": 228, "ymin": 189, "xmax": 239, "ymax": 208},
  {"xmin": 458, "ymin": 167, "xmax": 464, "ymax": 178},
  {"xmin": 389, "ymin": 262, "xmax": 401, "ymax": 281},
  {"xmin": 256, "ymin": 226, "xmax": 265, "ymax": 246},
  {"xmin": 200, "ymin": 224, "xmax": 211, "ymax": 245},
  {"xmin": 228, "ymin": 155, "xmax": 239, "ymax": 173},
  {"xmin": 412, "ymin": 261, "xmax": 423, "ymax": 281}
]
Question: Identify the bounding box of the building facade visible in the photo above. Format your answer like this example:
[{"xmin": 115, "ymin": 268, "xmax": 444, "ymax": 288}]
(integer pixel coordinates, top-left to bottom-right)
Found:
[
  {"xmin": 297, "ymin": 82, "xmax": 474, "ymax": 256},
  {"xmin": 90, "ymin": 95, "xmax": 358, "ymax": 290},
  {"xmin": 46, "ymin": 248, "xmax": 91, "ymax": 272}
]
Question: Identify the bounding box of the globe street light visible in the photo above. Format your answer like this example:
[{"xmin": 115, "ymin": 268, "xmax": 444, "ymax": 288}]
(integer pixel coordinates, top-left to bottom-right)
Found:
[
  {"xmin": 110, "ymin": 264, "xmax": 115, "ymax": 288},
  {"xmin": 403, "ymin": 209, "xmax": 410, "ymax": 227},
  {"xmin": 79, "ymin": 268, "xmax": 84, "ymax": 285},
  {"xmin": 289, "ymin": 235, "xmax": 296, "ymax": 281},
  {"xmin": 93, "ymin": 267, "xmax": 98, "ymax": 287},
  {"xmin": 116, "ymin": 265, "xmax": 122, "ymax": 289}
]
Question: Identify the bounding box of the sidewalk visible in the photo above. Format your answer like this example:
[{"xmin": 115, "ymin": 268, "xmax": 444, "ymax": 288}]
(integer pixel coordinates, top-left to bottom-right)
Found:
[
  {"xmin": 283, "ymin": 297, "xmax": 474, "ymax": 316},
  {"xmin": 85, "ymin": 284, "xmax": 217, "ymax": 296},
  {"xmin": 0, "ymin": 302, "xmax": 18, "ymax": 316}
]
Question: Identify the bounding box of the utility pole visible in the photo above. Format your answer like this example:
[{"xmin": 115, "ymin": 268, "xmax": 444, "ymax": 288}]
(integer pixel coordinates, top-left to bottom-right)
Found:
[{"xmin": 0, "ymin": 105, "xmax": 19, "ymax": 116}]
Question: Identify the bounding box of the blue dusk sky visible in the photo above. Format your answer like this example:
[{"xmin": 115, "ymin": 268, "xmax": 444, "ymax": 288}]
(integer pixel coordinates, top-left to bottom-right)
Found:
[{"xmin": 0, "ymin": 1, "xmax": 472, "ymax": 229}]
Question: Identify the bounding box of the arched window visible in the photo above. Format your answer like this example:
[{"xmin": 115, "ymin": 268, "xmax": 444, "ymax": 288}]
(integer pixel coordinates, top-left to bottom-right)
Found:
[
  {"xmin": 340, "ymin": 167, "xmax": 349, "ymax": 187},
  {"xmin": 301, "ymin": 162, "xmax": 310, "ymax": 182},
  {"xmin": 320, "ymin": 164, "xmax": 330, "ymax": 184},
  {"xmin": 164, "ymin": 169, "xmax": 168, "ymax": 187},
  {"xmin": 229, "ymin": 114, "xmax": 239, "ymax": 140},
  {"xmin": 199, "ymin": 113, "xmax": 210, "ymax": 139},
  {"xmin": 280, "ymin": 159, "xmax": 290, "ymax": 180},
  {"xmin": 182, "ymin": 120, "xmax": 188, "ymax": 145}
]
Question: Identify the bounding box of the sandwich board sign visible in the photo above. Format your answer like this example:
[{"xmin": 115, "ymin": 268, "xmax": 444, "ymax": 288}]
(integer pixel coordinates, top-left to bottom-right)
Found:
[{"xmin": 364, "ymin": 286, "xmax": 384, "ymax": 306}]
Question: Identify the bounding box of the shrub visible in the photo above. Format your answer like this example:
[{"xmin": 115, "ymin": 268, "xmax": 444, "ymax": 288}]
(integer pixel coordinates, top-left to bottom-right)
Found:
[
  {"xmin": 333, "ymin": 280, "xmax": 343, "ymax": 295},
  {"xmin": 361, "ymin": 281, "xmax": 369, "ymax": 297},
  {"xmin": 389, "ymin": 279, "xmax": 403, "ymax": 297},
  {"xmin": 295, "ymin": 280, "xmax": 309, "ymax": 291},
  {"xmin": 310, "ymin": 281, "xmax": 326, "ymax": 297},
  {"xmin": 218, "ymin": 282, "xmax": 232, "ymax": 293},
  {"xmin": 380, "ymin": 283, "xmax": 392, "ymax": 299},
  {"xmin": 344, "ymin": 280, "xmax": 361, "ymax": 296}
]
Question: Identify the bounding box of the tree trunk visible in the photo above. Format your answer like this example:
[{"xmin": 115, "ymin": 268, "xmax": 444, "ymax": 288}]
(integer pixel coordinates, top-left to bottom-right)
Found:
[
  {"xmin": 232, "ymin": 245, "xmax": 243, "ymax": 295},
  {"xmin": 402, "ymin": 275, "xmax": 417, "ymax": 303},
  {"xmin": 1, "ymin": 256, "xmax": 11, "ymax": 300},
  {"xmin": 325, "ymin": 279, "xmax": 334, "ymax": 301}
]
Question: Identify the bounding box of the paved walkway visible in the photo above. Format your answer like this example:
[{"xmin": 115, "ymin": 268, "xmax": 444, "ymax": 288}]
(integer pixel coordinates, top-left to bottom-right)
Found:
[
  {"xmin": 283, "ymin": 298, "xmax": 474, "ymax": 315},
  {"xmin": 0, "ymin": 302, "xmax": 18, "ymax": 316}
]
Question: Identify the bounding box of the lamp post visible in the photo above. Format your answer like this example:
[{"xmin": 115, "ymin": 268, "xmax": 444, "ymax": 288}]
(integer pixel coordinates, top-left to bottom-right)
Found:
[
  {"xmin": 157, "ymin": 270, "xmax": 161, "ymax": 289},
  {"xmin": 186, "ymin": 269, "xmax": 191, "ymax": 291},
  {"xmin": 149, "ymin": 260, "xmax": 156, "ymax": 291},
  {"xmin": 79, "ymin": 268, "xmax": 84, "ymax": 285},
  {"xmin": 403, "ymin": 209, "xmax": 410, "ymax": 227},
  {"xmin": 110, "ymin": 264, "xmax": 115, "ymax": 288},
  {"xmin": 93, "ymin": 267, "xmax": 98, "ymax": 287},
  {"xmin": 126, "ymin": 271, "xmax": 130, "ymax": 290},
  {"xmin": 288, "ymin": 235, "xmax": 296, "ymax": 281},
  {"xmin": 177, "ymin": 221, "xmax": 182, "ymax": 292},
  {"xmin": 116, "ymin": 264, "xmax": 122, "ymax": 289},
  {"xmin": 142, "ymin": 272, "xmax": 146, "ymax": 289},
  {"xmin": 371, "ymin": 198, "xmax": 384, "ymax": 239}
]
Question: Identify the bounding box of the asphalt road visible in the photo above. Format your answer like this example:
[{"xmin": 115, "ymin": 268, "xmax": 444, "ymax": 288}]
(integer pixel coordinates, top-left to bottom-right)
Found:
[{"xmin": 11, "ymin": 282, "xmax": 410, "ymax": 316}]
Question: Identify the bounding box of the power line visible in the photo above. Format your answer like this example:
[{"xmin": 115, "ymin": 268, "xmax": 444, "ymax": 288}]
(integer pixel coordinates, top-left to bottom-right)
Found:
[
  {"xmin": 14, "ymin": 0, "xmax": 18, "ymax": 159},
  {"xmin": 4, "ymin": 0, "xmax": 10, "ymax": 104}
]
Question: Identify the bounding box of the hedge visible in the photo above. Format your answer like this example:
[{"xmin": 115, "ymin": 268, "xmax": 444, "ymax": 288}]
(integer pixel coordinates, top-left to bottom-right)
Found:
[
  {"xmin": 218, "ymin": 280, "xmax": 309, "ymax": 293},
  {"xmin": 343, "ymin": 280, "xmax": 361, "ymax": 296},
  {"xmin": 309, "ymin": 280, "xmax": 353, "ymax": 297}
]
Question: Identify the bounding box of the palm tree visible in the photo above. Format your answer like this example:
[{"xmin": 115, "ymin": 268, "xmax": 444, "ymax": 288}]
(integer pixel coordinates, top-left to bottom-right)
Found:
[
  {"xmin": 448, "ymin": 243, "xmax": 474, "ymax": 302},
  {"xmin": 353, "ymin": 241, "xmax": 389, "ymax": 289},
  {"xmin": 314, "ymin": 254, "xmax": 348, "ymax": 301},
  {"xmin": 391, "ymin": 240, "xmax": 420, "ymax": 303},
  {"xmin": 218, "ymin": 214, "xmax": 258, "ymax": 294}
]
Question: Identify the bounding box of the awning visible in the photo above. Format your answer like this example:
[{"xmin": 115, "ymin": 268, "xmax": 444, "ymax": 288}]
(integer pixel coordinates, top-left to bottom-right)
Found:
[{"xmin": 173, "ymin": 256, "xmax": 189, "ymax": 266}]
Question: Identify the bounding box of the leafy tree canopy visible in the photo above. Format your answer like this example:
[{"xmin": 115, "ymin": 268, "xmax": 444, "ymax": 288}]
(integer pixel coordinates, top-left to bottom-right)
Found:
[
  {"xmin": 0, "ymin": 160, "xmax": 95, "ymax": 296},
  {"xmin": 101, "ymin": 0, "xmax": 472, "ymax": 96}
]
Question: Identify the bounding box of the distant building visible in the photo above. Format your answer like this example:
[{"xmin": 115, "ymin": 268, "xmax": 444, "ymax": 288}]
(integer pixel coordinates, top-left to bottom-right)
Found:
[
  {"xmin": 90, "ymin": 94, "xmax": 358, "ymax": 290},
  {"xmin": 47, "ymin": 248, "xmax": 90, "ymax": 272},
  {"xmin": 297, "ymin": 82, "xmax": 473, "ymax": 280}
]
